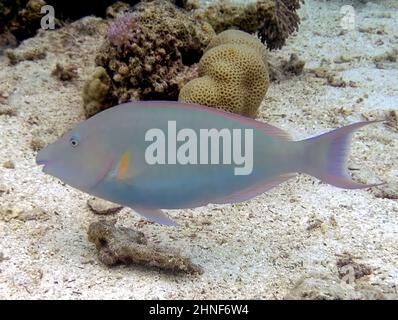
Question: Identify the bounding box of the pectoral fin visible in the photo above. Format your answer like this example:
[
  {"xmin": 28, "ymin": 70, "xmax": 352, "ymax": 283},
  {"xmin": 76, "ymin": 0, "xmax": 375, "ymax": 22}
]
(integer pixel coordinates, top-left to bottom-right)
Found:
[
  {"xmin": 132, "ymin": 205, "xmax": 177, "ymax": 226},
  {"xmin": 117, "ymin": 149, "xmax": 132, "ymax": 181}
]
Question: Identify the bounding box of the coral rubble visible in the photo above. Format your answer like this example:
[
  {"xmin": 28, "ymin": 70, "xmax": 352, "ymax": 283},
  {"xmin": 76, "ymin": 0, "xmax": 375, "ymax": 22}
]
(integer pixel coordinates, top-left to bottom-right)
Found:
[
  {"xmin": 179, "ymin": 30, "xmax": 269, "ymax": 117},
  {"xmin": 88, "ymin": 221, "xmax": 203, "ymax": 274}
]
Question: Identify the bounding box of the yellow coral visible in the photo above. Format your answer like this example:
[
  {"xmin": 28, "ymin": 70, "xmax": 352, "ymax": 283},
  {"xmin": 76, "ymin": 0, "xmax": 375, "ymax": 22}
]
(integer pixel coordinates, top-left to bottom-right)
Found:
[
  {"xmin": 179, "ymin": 30, "xmax": 269, "ymax": 117},
  {"xmin": 205, "ymin": 30, "xmax": 268, "ymax": 66}
]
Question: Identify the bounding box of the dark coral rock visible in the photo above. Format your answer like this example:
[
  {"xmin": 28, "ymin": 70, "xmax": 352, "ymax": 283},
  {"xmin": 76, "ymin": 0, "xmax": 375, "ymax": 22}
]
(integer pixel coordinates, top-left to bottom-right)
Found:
[
  {"xmin": 87, "ymin": 221, "xmax": 203, "ymax": 274},
  {"xmin": 192, "ymin": 0, "xmax": 303, "ymax": 50},
  {"xmin": 192, "ymin": 0, "xmax": 275, "ymax": 35},
  {"xmin": 0, "ymin": 0, "xmax": 45, "ymax": 47},
  {"xmin": 0, "ymin": 0, "xmax": 140, "ymax": 47}
]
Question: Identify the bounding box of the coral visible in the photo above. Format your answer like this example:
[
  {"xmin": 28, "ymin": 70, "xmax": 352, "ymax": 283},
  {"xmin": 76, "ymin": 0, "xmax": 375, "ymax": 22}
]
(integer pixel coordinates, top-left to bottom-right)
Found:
[
  {"xmin": 0, "ymin": 0, "xmax": 139, "ymax": 46},
  {"xmin": 29, "ymin": 138, "xmax": 45, "ymax": 152},
  {"xmin": 51, "ymin": 63, "xmax": 78, "ymax": 81},
  {"xmin": 173, "ymin": 0, "xmax": 200, "ymax": 10},
  {"xmin": 205, "ymin": 28, "xmax": 268, "ymax": 66},
  {"xmin": 179, "ymin": 30, "xmax": 269, "ymax": 118},
  {"xmin": 86, "ymin": 0, "xmax": 214, "ymax": 115},
  {"xmin": 87, "ymin": 197, "xmax": 123, "ymax": 215},
  {"xmin": 82, "ymin": 67, "xmax": 113, "ymax": 118},
  {"xmin": 106, "ymin": 10, "xmax": 141, "ymax": 49},
  {"xmin": 192, "ymin": 0, "xmax": 274, "ymax": 35},
  {"xmin": 268, "ymin": 53, "xmax": 305, "ymax": 81},
  {"xmin": 87, "ymin": 221, "xmax": 203, "ymax": 274},
  {"xmin": 105, "ymin": 1, "xmax": 131, "ymax": 18},
  {"xmin": 192, "ymin": 0, "xmax": 303, "ymax": 50},
  {"xmin": 0, "ymin": 0, "xmax": 48, "ymax": 46},
  {"xmin": 5, "ymin": 47, "xmax": 46, "ymax": 65},
  {"xmin": 258, "ymin": 0, "xmax": 303, "ymax": 50}
]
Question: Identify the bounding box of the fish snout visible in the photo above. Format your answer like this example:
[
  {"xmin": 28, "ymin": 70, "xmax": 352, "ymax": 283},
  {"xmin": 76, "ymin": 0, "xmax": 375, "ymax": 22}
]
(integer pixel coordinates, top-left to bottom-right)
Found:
[
  {"xmin": 36, "ymin": 146, "xmax": 51, "ymax": 166},
  {"xmin": 36, "ymin": 159, "xmax": 48, "ymax": 165}
]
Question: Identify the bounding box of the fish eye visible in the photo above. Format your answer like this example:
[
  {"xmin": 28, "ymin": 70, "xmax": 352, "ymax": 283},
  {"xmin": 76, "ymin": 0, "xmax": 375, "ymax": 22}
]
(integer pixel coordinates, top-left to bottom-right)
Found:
[{"xmin": 69, "ymin": 137, "xmax": 79, "ymax": 147}]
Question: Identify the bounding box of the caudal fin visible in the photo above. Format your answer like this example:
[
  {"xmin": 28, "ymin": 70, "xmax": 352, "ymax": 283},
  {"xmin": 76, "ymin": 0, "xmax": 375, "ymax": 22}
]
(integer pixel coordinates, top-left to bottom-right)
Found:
[{"xmin": 299, "ymin": 121, "xmax": 382, "ymax": 189}]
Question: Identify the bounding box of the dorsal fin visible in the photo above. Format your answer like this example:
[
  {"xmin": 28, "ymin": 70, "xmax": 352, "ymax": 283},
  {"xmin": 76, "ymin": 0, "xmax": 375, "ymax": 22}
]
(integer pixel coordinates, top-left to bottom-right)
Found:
[{"xmin": 129, "ymin": 101, "xmax": 292, "ymax": 140}]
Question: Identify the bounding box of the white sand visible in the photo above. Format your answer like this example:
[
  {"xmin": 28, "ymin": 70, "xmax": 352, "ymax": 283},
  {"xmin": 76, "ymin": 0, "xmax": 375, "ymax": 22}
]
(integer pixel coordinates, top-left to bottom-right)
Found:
[{"xmin": 0, "ymin": 0, "xmax": 397, "ymax": 299}]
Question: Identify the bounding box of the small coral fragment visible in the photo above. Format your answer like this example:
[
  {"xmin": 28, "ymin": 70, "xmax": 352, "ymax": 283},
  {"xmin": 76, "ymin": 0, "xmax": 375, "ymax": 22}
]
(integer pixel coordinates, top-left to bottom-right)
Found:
[
  {"xmin": 179, "ymin": 30, "xmax": 269, "ymax": 117},
  {"xmin": 51, "ymin": 63, "xmax": 79, "ymax": 81},
  {"xmin": 336, "ymin": 253, "xmax": 372, "ymax": 282},
  {"xmin": 280, "ymin": 53, "xmax": 305, "ymax": 75},
  {"xmin": 87, "ymin": 221, "xmax": 203, "ymax": 274},
  {"xmin": 30, "ymin": 138, "xmax": 45, "ymax": 152},
  {"xmin": 3, "ymin": 160, "xmax": 15, "ymax": 169},
  {"xmin": 87, "ymin": 197, "xmax": 123, "ymax": 215}
]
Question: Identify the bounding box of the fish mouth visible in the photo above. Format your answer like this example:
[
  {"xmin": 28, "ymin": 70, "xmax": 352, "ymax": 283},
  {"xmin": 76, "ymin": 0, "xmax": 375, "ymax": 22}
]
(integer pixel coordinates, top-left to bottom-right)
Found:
[
  {"xmin": 36, "ymin": 158, "xmax": 52, "ymax": 173},
  {"xmin": 36, "ymin": 159, "xmax": 48, "ymax": 165},
  {"xmin": 36, "ymin": 147, "xmax": 51, "ymax": 169}
]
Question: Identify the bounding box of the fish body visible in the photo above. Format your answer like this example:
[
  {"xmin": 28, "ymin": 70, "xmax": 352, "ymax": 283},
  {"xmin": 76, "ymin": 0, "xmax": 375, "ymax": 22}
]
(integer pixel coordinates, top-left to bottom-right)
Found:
[{"xmin": 36, "ymin": 101, "xmax": 380, "ymax": 225}]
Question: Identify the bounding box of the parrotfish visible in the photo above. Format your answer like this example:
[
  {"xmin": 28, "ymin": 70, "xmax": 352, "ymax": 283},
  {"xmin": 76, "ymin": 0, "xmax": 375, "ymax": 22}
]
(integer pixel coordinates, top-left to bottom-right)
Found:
[{"xmin": 36, "ymin": 101, "xmax": 381, "ymax": 226}]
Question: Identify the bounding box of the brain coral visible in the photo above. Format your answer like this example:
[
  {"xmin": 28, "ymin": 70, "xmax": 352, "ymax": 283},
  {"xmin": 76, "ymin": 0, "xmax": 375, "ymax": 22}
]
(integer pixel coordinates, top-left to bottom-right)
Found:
[
  {"xmin": 205, "ymin": 29, "xmax": 268, "ymax": 66},
  {"xmin": 178, "ymin": 30, "xmax": 269, "ymax": 118}
]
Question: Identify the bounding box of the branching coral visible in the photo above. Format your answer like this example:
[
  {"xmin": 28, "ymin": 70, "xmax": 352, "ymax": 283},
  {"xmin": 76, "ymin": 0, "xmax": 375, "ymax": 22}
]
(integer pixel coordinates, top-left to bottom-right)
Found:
[
  {"xmin": 84, "ymin": 0, "xmax": 214, "ymax": 116},
  {"xmin": 106, "ymin": 10, "xmax": 141, "ymax": 49}
]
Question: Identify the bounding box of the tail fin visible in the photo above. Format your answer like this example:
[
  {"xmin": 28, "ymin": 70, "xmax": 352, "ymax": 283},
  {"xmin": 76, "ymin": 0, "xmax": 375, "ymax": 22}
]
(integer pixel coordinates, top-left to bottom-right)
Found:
[{"xmin": 299, "ymin": 121, "xmax": 382, "ymax": 189}]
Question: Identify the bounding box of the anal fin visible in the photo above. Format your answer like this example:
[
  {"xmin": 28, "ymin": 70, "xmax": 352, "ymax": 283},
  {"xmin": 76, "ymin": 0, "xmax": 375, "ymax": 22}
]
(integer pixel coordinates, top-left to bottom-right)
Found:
[
  {"xmin": 213, "ymin": 173, "xmax": 296, "ymax": 204},
  {"xmin": 132, "ymin": 205, "xmax": 177, "ymax": 226}
]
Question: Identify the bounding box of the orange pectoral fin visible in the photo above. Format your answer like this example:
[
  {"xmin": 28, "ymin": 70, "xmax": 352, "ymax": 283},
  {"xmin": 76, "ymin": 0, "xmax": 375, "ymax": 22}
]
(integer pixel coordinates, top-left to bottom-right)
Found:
[{"xmin": 117, "ymin": 150, "xmax": 132, "ymax": 181}]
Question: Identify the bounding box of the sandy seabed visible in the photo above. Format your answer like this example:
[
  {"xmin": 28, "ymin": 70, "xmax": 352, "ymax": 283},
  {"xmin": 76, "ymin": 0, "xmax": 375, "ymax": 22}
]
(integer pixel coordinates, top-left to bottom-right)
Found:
[{"xmin": 0, "ymin": 0, "xmax": 397, "ymax": 299}]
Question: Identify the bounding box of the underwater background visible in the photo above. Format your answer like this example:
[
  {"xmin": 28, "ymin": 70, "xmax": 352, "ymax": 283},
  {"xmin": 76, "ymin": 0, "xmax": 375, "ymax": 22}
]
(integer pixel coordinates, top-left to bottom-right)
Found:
[{"xmin": 0, "ymin": 0, "xmax": 397, "ymax": 299}]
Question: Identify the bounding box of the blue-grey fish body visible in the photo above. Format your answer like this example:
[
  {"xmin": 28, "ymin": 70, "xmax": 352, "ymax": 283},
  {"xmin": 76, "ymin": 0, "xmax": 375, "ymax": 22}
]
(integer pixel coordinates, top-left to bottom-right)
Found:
[{"xmin": 36, "ymin": 101, "xmax": 380, "ymax": 225}]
